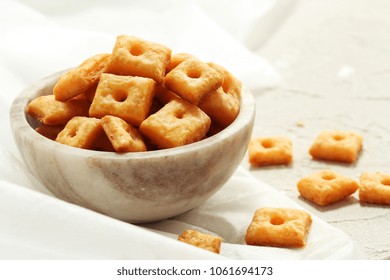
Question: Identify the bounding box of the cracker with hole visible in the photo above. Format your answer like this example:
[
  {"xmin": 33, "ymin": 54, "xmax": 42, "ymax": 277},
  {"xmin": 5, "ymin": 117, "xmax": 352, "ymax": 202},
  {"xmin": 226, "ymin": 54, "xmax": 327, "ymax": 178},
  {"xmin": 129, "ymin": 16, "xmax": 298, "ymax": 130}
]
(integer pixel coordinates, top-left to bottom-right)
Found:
[
  {"xmin": 101, "ymin": 115, "xmax": 147, "ymax": 153},
  {"xmin": 359, "ymin": 172, "xmax": 390, "ymax": 205},
  {"xmin": 245, "ymin": 207, "xmax": 312, "ymax": 248},
  {"xmin": 139, "ymin": 98, "xmax": 211, "ymax": 149},
  {"xmin": 27, "ymin": 95, "xmax": 90, "ymax": 125},
  {"xmin": 55, "ymin": 116, "xmax": 103, "ymax": 149},
  {"xmin": 164, "ymin": 59, "xmax": 223, "ymax": 105},
  {"xmin": 198, "ymin": 62, "xmax": 241, "ymax": 128},
  {"xmin": 248, "ymin": 136, "xmax": 293, "ymax": 167},
  {"xmin": 89, "ymin": 73, "xmax": 156, "ymax": 127},
  {"xmin": 178, "ymin": 229, "xmax": 222, "ymax": 254},
  {"xmin": 53, "ymin": 53, "xmax": 111, "ymax": 101},
  {"xmin": 309, "ymin": 130, "xmax": 363, "ymax": 164},
  {"xmin": 106, "ymin": 35, "xmax": 171, "ymax": 84},
  {"xmin": 297, "ymin": 170, "xmax": 359, "ymax": 206}
]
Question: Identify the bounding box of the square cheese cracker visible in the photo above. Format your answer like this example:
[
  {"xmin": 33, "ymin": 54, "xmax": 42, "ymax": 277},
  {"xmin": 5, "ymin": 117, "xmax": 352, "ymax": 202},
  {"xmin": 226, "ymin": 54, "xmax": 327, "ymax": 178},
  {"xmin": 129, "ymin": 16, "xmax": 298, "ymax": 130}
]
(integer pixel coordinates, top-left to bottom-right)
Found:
[
  {"xmin": 89, "ymin": 73, "xmax": 156, "ymax": 127},
  {"xmin": 245, "ymin": 207, "xmax": 312, "ymax": 248},
  {"xmin": 178, "ymin": 229, "xmax": 222, "ymax": 254},
  {"xmin": 309, "ymin": 130, "xmax": 363, "ymax": 164},
  {"xmin": 297, "ymin": 170, "xmax": 359, "ymax": 206}
]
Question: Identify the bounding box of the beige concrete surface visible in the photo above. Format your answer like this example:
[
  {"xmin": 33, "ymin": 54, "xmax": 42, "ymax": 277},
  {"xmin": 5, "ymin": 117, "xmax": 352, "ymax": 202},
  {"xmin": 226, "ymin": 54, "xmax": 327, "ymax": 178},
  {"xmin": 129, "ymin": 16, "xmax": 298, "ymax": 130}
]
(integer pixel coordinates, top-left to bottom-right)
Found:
[{"xmin": 244, "ymin": 0, "xmax": 390, "ymax": 259}]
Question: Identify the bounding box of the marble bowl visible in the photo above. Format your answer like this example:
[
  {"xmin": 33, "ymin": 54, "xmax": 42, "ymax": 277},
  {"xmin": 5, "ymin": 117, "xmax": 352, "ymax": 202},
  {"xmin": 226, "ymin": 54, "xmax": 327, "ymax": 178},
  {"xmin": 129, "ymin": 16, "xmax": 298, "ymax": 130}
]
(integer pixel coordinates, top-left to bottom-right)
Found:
[{"xmin": 9, "ymin": 70, "xmax": 255, "ymax": 223}]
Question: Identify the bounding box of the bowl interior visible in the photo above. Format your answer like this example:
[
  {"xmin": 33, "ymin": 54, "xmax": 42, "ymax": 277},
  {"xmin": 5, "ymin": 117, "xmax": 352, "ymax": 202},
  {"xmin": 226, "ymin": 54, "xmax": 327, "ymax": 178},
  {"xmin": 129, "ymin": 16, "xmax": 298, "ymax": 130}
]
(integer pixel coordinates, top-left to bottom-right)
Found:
[
  {"xmin": 12, "ymin": 70, "xmax": 255, "ymax": 160},
  {"xmin": 9, "ymin": 70, "xmax": 255, "ymax": 223}
]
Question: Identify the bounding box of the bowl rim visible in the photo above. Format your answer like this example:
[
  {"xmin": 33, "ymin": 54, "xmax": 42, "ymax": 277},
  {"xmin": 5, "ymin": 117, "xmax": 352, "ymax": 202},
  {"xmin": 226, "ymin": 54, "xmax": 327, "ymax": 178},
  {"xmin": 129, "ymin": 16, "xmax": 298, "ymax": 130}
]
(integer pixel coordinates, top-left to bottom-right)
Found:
[{"xmin": 10, "ymin": 70, "xmax": 255, "ymax": 160}]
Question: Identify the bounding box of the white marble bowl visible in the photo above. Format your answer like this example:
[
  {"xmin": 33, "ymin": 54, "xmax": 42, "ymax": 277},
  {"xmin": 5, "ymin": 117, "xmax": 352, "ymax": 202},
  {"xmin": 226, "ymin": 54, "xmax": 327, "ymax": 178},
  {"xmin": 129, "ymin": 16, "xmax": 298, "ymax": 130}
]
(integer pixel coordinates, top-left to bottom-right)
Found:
[{"xmin": 10, "ymin": 70, "xmax": 255, "ymax": 223}]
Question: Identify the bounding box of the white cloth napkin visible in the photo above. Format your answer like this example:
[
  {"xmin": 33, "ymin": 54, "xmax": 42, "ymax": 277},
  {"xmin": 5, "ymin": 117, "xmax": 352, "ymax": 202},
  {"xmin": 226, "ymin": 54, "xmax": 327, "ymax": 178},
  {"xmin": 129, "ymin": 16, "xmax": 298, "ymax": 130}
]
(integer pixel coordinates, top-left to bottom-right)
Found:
[
  {"xmin": 0, "ymin": 0, "xmax": 363, "ymax": 259},
  {"xmin": 0, "ymin": 167, "xmax": 362, "ymax": 259}
]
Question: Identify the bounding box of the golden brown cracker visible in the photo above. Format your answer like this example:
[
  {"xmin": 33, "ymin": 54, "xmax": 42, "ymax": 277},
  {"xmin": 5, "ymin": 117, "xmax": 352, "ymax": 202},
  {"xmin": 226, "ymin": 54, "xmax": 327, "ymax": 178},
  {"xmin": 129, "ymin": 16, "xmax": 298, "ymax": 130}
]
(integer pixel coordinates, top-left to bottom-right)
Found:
[
  {"xmin": 164, "ymin": 59, "xmax": 223, "ymax": 105},
  {"xmin": 106, "ymin": 35, "xmax": 171, "ymax": 84},
  {"xmin": 101, "ymin": 115, "xmax": 147, "ymax": 153},
  {"xmin": 198, "ymin": 63, "xmax": 241, "ymax": 128},
  {"xmin": 53, "ymin": 53, "xmax": 111, "ymax": 101},
  {"xmin": 139, "ymin": 99, "xmax": 211, "ymax": 149},
  {"xmin": 245, "ymin": 208, "xmax": 312, "ymax": 248},
  {"xmin": 248, "ymin": 137, "xmax": 293, "ymax": 167},
  {"xmin": 309, "ymin": 130, "xmax": 363, "ymax": 163},
  {"xmin": 297, "ymin": 170, "xmax": 359, "ymax": 206},
  {"xmin": 89, "ymin": 73, "xmax": 156, "ymax": 127},
  {"xmin": 178, "ymin": 229, "xmax": 222, "ymax": 254},
  {"xmin": 359, "ymin": 172, "xmax": 390, "ymax": 205},
  {"xmin": 27, "ymin": 95, "xmax": 90, "ymax": 125},
  {"xmin": 55, "ymin": 116, "xmax": 103, "ymax": 149}
]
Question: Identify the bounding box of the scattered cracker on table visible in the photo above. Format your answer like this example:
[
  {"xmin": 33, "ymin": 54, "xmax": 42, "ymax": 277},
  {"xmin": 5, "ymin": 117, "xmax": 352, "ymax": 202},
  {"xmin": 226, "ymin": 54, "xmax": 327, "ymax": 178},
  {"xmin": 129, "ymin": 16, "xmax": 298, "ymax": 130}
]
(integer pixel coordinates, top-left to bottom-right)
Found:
[
  {"xmin": 248, "ymin": 136, "xmax": 293, "ymax": 167},
  {"xmin": 139, "ymin": 98, "xmax": 211, "ymax": 149},
  {"xmin": 309, "ymin": 130, "xmax": 363, "ymax": 164},
  {"xmin": 89, "ymin": 73, "xmax": 156, "ymax": 127},
  {"xmin": 359, "ymin": 172, "xmax": 390, "ymax": 205},
  {"xmin": 106, "ymin": 35, "xmax": 171, "ymax": 84},
  {"xmin": 198, "ymin": 62, "xmax": 242, "ymax": 129},
  {"xmin": 55, "ymin": 116, "xmax": 103, "ymax": 149},
  {"xmin": 101, "ymin": 115, "xmax": 147, "ymax": 153},
  {"xmin": 297, "ymin": 170, "xmax": 359, "ymax": 206},
  {"xmin": 53, "ymin": 53, "xmax": 111, "ymax": 101},
  {"xmin": 164, "ymin": 58, "xmax": 223, "ymax": 105},
  {"xmin": 178, "ymin": 229, "xmax": 222, "ymax": 254},
  {"xmin": 27, "ymin": 95, "xmax": 90, "ymax": 125},
  {"xmin": 245, "ymin": 207, "xmax": 312, "ymax": 248}
]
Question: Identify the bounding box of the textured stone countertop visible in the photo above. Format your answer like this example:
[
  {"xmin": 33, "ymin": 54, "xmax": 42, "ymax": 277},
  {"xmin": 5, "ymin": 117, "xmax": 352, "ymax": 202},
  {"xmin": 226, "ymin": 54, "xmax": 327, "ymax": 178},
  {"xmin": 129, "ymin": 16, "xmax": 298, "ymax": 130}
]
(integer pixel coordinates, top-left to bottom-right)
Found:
[{"xmin": 241, "ymin": 0, "xmax": 390, "ymax": 260}]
